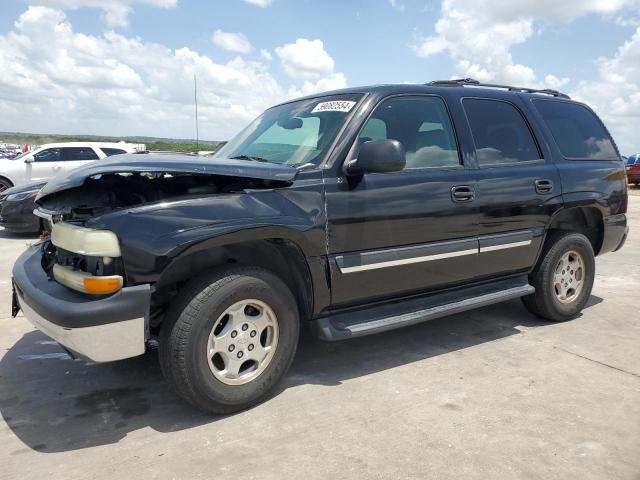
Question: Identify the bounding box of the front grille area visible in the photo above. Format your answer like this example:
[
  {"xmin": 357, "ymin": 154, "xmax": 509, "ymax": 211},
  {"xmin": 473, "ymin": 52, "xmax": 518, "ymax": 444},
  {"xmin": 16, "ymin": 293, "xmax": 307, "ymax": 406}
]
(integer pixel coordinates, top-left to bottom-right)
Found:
[
  {"xmin": 41, "ymin": 239, "xmax": 124, "ymax": 278},
  {"xmin": 55, "ymin": 246, "xmax": 124, "ymax": 276}
]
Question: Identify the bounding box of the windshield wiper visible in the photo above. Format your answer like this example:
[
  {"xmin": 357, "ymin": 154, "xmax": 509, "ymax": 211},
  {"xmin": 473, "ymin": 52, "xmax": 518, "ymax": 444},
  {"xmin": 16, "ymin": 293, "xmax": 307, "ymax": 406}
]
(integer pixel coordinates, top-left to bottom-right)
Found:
[{"xmin": 230, "ymin": 155, "xmax": 269, "ymax": 163}]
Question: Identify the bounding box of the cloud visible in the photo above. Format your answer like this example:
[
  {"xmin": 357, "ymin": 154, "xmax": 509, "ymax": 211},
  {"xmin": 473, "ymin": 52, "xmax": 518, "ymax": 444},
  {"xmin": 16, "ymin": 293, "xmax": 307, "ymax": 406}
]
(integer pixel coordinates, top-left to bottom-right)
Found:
[
  {"xmin": 275, "ymin": 38, "xmax": 335, "ymax": 79},
  {"xmin": 572, "ymin": 26, "xmax": 640, "ymax": 153},
  {"xmin": 211, "ymin": 30, "xmax": 252, "ymax": 54},
  {"xmin": 288, "ymin": 73, "xmax": 348, "ymax": 98},
  {"xmin": 30, "ymin": 0, "xmax": 177, "ymax": 27},
  {"xmin": 544, "ymin": 74, "xmax": 570, "ymax": 90},
  {"xmin": 389, "ymin": 0, "xmax": 405, "ymax": 11},
  {"xmin": 242, "ymin": 0, "xmax": 273, "ymax": 7},
  {"xmin": 0, "ymin": 7, "xmax": 347, "ymax": 140},
  {"xmin": 412, "ymin": 0, "xmax": 640, "ymax": 152},
  {"xmin": 260, "ymin": 48, "xmax": 273, "ymax": 61},
  {"xmin": 413, "ymin": 0, "xmax": 640, "ymax": 86}
]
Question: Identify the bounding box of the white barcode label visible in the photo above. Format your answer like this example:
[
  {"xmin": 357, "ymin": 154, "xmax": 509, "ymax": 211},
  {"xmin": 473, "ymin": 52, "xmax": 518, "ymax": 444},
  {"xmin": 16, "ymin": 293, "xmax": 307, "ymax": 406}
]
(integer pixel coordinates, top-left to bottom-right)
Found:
[{"xmin": 311, "ymin": 101, "xmax": 356, "ymax": 113}]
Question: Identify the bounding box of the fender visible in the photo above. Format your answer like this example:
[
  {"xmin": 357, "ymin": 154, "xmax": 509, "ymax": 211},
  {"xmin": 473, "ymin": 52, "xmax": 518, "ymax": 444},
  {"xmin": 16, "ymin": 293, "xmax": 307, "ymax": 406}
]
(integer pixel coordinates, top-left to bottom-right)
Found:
[{"xmin": 88, "ymin": 186, "xmax": 331, "ymax": 314}]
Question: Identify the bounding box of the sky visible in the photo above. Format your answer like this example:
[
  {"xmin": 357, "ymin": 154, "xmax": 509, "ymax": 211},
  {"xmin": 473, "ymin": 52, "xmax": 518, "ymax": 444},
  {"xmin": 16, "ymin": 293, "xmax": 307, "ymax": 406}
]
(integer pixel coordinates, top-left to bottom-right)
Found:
[{"xmin": 0, "ymin": 0, "xmax": 640, "ymax": 154}]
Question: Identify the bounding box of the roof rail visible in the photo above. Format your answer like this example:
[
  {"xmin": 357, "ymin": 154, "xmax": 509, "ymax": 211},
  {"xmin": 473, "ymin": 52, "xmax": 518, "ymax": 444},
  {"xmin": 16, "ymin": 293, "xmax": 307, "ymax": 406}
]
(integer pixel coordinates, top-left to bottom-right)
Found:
[{"xmin": 427, "ymin": 78, "xmax": 570, "ymax": 99}]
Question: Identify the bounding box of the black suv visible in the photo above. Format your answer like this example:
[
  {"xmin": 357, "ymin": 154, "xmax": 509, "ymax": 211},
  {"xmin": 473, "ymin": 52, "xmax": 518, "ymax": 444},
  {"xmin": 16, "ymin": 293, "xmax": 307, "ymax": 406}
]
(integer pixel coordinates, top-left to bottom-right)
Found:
[{"xmin": 12, "ymin": 79, "xmax": 628, "ymax": 413}]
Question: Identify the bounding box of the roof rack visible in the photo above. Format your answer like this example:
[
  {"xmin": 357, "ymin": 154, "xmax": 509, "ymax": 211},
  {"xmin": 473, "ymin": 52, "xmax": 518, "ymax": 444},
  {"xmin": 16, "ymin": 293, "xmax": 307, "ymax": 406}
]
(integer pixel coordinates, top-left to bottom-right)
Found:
[{"xmin": 427, "ymin": 78, "xmax": 570, "ymax": 99}]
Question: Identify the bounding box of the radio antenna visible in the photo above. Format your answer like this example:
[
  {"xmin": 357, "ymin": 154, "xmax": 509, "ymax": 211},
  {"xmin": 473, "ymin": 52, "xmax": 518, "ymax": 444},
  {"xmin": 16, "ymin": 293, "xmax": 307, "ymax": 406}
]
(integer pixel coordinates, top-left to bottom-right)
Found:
[{"xmin": 194, "ymin": 74, "xmax": 199, "ymax": 148}]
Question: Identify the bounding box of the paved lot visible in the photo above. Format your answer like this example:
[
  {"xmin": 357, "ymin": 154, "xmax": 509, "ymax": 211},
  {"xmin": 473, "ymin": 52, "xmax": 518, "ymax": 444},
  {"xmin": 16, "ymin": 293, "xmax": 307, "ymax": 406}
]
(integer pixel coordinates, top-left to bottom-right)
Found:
[{"xmin": 1, "ymin": 193, "xmax": 639, "ymax": 480}]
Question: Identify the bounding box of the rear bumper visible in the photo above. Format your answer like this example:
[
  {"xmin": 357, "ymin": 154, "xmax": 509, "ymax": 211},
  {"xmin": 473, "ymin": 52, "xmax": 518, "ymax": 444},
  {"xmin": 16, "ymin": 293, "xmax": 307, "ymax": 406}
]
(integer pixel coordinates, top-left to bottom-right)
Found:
[
  {"xmin": 12, "ymin": 245, "xmax": 151, "ymax": 362},
  {"xmin": 601, "ymin": 214, "xmax": 628, "ymax": 254}
]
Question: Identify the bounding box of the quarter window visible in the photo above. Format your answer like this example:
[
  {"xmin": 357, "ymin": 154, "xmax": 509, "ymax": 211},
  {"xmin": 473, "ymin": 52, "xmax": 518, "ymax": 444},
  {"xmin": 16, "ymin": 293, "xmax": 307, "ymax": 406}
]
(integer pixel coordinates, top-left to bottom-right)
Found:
[
  {"xmin": 358, "ymin": 96, "xmax": 460, "ymax": 169},
  {"xmin": 533, "ymin": 100, "xmax": 618, "ymax": 160},
  {"xmin": 101, "ymin": 148, "xmax": 127, "ymax": 156},
  {"xmin": 463, "ymin": 98, "xmax": 540, "ymax": 166}
]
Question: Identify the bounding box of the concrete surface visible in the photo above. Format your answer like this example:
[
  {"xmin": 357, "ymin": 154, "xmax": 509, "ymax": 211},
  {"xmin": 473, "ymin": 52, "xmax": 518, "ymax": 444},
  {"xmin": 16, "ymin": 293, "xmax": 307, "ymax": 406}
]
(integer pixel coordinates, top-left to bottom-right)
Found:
[{"xmin": 1, "ymin": 192, "xmax": 639, "ymax": 480}]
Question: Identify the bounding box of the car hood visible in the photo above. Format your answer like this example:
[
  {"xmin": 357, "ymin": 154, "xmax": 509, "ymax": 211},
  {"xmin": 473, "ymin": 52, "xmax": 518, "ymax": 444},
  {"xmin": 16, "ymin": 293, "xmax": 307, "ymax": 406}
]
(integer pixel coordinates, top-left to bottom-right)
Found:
[{"xmin": 37, "ymin": 153, "xmax": 298, "ymax": 200}]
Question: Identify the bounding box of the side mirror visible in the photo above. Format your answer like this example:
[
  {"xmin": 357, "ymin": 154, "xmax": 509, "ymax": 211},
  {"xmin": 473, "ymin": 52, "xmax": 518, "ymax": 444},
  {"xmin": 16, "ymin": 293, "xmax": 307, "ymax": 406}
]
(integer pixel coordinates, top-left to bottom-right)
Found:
[
  {"xmin": 344, "ymin": 139, "xmax": 405, "ymax": 176},
  {"xmin": 24, "ymin": 157, "xmax": 34, "ymax": 163}
]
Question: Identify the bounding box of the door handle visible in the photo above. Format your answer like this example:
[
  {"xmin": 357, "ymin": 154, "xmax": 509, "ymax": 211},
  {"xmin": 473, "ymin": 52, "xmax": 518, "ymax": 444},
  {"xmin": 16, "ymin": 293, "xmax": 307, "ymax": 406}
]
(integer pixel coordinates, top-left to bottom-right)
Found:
[
  {"xmin": 535, "ymin": 179, "xmax": 554, "ymax": 194},
  {"xmin": 451, "ymin": 185, "xmax": 475, "ymax": 202}
]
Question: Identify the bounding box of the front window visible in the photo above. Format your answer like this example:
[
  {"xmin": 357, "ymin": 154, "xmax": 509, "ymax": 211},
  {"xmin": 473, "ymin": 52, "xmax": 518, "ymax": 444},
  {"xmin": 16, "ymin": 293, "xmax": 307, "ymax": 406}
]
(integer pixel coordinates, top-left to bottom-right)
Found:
[
  {"xmin": 215, "ymin": 94, "xmax": 363, "ymax": 166},
  {"xmin": 358, "ymin": 95, "xmax": 460, "ymax": 169}
]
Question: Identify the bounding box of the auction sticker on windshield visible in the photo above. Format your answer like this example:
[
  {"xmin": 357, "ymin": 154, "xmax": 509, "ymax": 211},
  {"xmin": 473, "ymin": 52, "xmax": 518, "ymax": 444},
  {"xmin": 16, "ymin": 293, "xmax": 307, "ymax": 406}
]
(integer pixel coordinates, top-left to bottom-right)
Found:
[{"xmin": 311, "ymin": 101, "xmax": 356, "ymax": 113}]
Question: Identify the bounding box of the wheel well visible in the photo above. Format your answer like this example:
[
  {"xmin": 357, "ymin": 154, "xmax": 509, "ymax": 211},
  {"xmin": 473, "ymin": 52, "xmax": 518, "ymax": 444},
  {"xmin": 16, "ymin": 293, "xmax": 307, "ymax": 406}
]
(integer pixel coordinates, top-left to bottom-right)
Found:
[
  {"xmin": 0, "ymin": 176, "xmax": 14, "ymax": 188},
  {"xmin": 547, "ymin": 207, "xmax": 603, "ymax": 254},
  {"xmin": 150, "ymin": 239, "xmax": 314, "ymax": 329}
]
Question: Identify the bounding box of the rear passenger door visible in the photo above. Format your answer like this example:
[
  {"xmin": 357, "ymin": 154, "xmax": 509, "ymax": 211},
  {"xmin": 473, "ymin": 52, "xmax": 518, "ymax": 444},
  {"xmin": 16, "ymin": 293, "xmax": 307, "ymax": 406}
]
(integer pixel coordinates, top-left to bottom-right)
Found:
[
  {"xmin": 461, "ymin": 97, "xmax": 562, "ymax": 277},
  {"xmin": 57, "ymin": 147, "xmax": 101, "ymax": 177}
]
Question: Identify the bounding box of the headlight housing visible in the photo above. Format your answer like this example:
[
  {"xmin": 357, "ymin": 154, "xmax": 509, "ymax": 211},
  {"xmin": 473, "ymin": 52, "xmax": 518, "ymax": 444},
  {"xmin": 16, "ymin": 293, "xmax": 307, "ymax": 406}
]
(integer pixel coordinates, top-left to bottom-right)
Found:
[
  {"xmin": 50, "ymin": 222, "xmax": 124, "ymax": 295},
  {"xmin": 6, "ymin": 190, "xmax": 39, "ymax": 201}
]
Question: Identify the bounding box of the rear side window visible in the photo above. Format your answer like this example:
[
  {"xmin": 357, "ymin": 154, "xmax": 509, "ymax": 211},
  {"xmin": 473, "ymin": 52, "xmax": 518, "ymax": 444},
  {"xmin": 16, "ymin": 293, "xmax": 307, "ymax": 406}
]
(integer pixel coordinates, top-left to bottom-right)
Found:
[
  {"xmin": 533, "ymin": 100, "xmax": 618, "ymax": 160},
  {"xmin": 61, "ymin": 147, "xmax": 99, "ymax": 161},
  {"xmin": 101, "ymin": 148, "xmax": 127, "ymax": 156},
  {"xmin": 463, "ymin": 98, "xmax": 540, "ymax": 166}
]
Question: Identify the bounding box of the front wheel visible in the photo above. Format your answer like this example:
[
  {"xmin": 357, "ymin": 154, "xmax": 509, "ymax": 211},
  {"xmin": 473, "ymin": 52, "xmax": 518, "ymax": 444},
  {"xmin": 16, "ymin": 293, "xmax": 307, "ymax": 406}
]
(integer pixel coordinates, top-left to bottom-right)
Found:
[
  {"xmin": 160, "ymin": 266, "xmax": 300, "ymax": 414},
  {"xmin": 0, "ymin": 178, "xmax": 12, "ymax": 192},
  {"xmin": 522, "ymin": 232, "xmax": 595, "ymax": 321}
]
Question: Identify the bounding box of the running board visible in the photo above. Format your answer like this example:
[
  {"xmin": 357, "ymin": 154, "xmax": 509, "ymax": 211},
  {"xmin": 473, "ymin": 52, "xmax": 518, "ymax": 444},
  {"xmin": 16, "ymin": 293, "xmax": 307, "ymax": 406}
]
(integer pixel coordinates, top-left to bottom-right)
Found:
[{"xmin": 312, "ymin": 279, "xmax": 534, "ymax": 341}]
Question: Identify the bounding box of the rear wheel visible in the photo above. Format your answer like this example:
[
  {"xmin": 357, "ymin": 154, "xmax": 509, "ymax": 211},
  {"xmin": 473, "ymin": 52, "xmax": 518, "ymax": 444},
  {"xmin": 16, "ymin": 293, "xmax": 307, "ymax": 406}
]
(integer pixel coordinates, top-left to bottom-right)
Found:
[
  {"xmin": 522, "ymin": 232, "xmax": 595, "ymax": 321},
  {"xmin": 160, "ymin": 266, "xmax": 299, "ymax": 414}
]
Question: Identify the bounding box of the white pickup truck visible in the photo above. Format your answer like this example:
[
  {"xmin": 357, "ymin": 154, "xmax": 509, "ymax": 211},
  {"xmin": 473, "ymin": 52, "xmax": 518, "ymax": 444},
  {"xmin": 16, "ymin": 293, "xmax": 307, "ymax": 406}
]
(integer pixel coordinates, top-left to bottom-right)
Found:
[{"xmin": 0, "ymin": 142, "xmax": 145, "ymax": 191}]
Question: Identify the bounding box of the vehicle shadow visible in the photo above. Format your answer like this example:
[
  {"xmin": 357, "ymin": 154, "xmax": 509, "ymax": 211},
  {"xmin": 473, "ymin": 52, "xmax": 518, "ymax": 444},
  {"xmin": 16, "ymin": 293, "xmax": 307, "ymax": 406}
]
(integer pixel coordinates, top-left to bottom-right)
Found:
[{"xmin": 0, "ymin": 296, "xmax": 602, "ymax": 453}]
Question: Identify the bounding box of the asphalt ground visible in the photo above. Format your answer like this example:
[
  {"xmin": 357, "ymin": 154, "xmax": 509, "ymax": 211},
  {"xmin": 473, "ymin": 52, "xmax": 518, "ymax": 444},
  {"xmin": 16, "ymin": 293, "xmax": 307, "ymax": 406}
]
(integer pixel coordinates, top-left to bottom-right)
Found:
[{"xmin": 1, "ymin": 190, "xmax": 638, "ymax": 480}]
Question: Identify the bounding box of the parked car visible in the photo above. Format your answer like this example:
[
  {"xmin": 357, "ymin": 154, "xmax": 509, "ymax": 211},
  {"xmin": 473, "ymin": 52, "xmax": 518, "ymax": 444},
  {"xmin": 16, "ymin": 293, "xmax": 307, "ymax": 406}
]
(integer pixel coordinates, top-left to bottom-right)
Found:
[
  {"xmin": 0, "ymin": 142, "xmax": 144, "ymax": 191},
  {"xmin": 12, "ymin": 79, "xmax": 628, "ymax": 413},
  {"xmin": 626, "ymin": 154, "xmax": 640, "ymax": 186},
  {"xmin": 0, "ymin": 180, "xmax": 46, "ymax": 233}
]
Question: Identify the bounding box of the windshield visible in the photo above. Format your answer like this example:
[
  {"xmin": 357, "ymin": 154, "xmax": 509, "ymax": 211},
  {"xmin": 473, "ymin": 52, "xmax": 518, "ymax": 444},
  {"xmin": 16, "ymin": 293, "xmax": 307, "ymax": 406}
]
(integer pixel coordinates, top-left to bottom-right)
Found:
[
  {"xmin": 215, "ymin": 94, "xmax": 363, "ymax": 166},
  {"xmin": 9, "ymin": 150, "xmax": 34, "ymax": 161}
]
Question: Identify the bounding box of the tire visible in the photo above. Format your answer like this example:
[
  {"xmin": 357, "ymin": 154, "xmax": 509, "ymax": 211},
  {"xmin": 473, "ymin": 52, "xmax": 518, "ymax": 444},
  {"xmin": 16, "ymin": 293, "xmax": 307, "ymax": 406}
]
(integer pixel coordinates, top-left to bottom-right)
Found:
[
  {"xmin": 159, "ymin": 265, "xmax": 299, "ymax": 414},
  {"xmin": 0, "ymin": 177, "xmax": 12, "ymax": 193},
  {"xmin": 522, "ymin": 231, "xmax": 595, "ymax": 322}
]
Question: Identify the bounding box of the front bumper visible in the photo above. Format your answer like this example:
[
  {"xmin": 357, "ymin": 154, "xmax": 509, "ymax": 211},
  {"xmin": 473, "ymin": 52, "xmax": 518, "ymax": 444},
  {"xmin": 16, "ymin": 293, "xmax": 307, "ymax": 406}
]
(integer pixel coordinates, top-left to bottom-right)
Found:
[
  {"xmin": 12, "ymin": 245, "xmax": 151, "ymax": 362},
  {"xmin": 0, "ymin": 198, "xmax": 40, "ymax": 233}
]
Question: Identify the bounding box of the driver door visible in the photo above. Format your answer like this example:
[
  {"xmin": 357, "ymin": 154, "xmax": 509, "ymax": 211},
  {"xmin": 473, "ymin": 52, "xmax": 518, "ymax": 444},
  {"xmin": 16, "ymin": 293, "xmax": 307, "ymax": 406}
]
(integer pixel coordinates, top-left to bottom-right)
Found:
[
  {"xmin": 324, "ymin": 95, "xmax": 479, "ymax": 307},
  {"xmin": 28, "ymin": 148, "xmax": 64, "ymax": 182},
  {"xmin": 28, "ymin": 147, "xmax": 100, "ymax": 182}
]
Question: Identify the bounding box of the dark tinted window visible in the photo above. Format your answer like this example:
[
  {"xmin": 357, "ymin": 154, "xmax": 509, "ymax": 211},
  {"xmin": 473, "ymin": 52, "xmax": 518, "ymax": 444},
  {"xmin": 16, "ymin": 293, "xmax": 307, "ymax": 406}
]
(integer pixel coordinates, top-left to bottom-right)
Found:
[
  {"xmin": 463, "ymin": 98, "xmax": 540, "ymax": 166},
  {"xmin": 101, "ymin": 148, "xmax": 127, "ymax": 156},
  {"xmin": 533, "ymin": 100, "xmax": 618, "ymax": 160},
  {"xmin": 61, "ymin": 147, "xmax": 99, "ymax": 161},
  {"xmin": 358, "ymin": 96, "xmax": 459, "ymax": 169},
  {"xmin": 33, "ymin": 148, "xmax": 62, "ymax": 162}
]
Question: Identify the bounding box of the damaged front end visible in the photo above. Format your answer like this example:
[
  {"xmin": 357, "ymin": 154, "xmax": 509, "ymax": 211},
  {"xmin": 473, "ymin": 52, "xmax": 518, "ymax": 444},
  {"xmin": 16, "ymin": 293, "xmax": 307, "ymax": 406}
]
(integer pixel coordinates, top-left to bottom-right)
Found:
[
  {"xmin": 36, "ymin": 168, "xmax": 293, "ymax": 224},
  {"xmin": 33, "ymin": 154, "xmax": 298, "ymax": 294}
]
